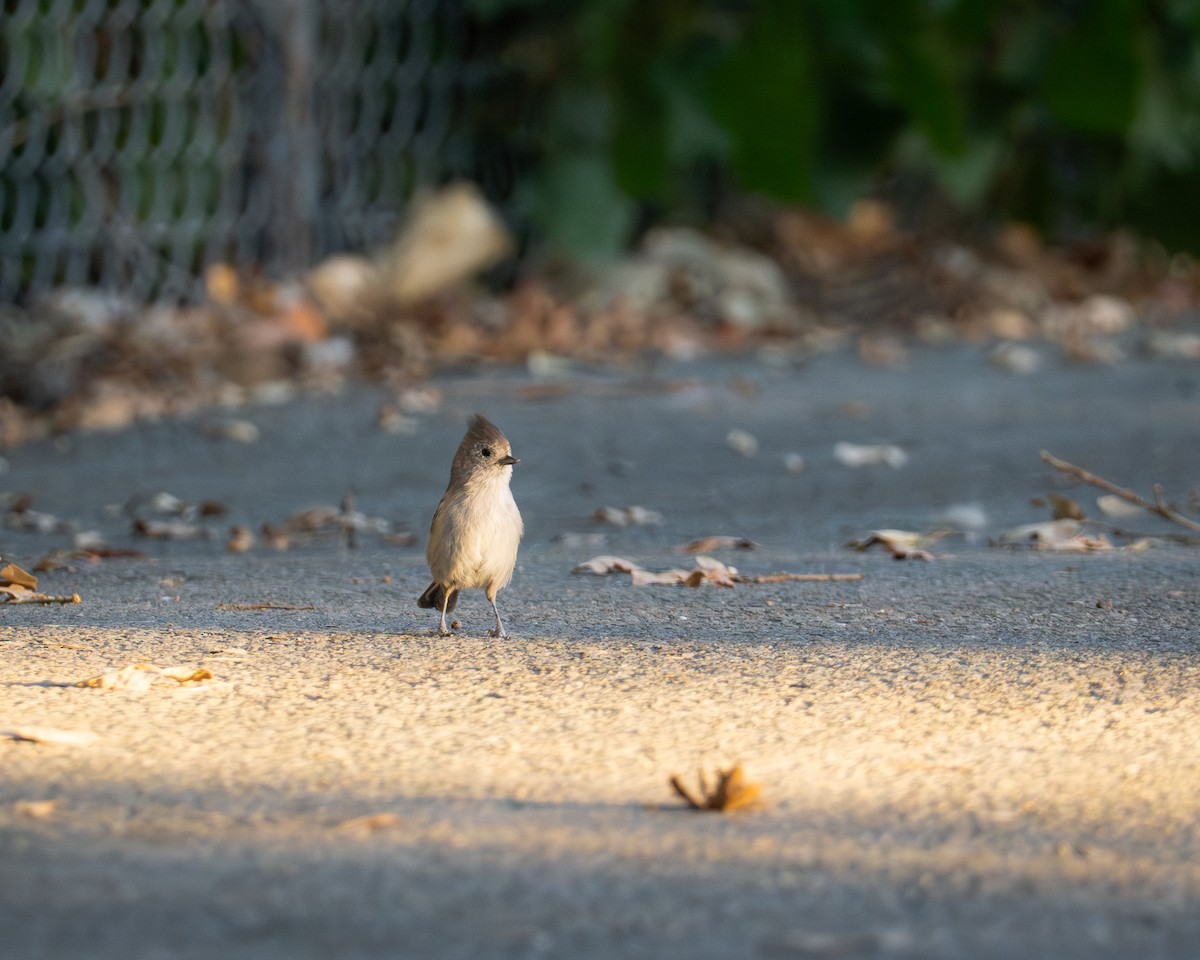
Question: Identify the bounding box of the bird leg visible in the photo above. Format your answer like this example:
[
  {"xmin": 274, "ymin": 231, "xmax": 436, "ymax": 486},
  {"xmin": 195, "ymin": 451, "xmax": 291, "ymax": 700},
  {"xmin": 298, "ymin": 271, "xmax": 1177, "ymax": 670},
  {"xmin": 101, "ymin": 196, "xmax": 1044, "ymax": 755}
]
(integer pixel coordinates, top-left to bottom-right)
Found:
[
  {"xmin": 488, "ymin": 595, "xmax": 508, "ymax": 639},
  {"xmin": 439, "ymin": 590, "xmax": 452, "ymax": 635}
]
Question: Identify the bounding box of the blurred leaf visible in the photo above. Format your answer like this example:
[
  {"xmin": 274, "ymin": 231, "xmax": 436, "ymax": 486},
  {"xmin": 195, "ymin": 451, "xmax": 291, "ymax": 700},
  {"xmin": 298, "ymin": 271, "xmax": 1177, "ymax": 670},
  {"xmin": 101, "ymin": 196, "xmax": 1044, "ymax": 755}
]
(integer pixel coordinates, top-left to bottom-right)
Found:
[
  {"xmin": 708, "ymin": 0, "xmax": 818, "ymax": 201},
  {"xmin": 524, "ymin": 154, "xmax": 636, "ymax": 257},
  {"xmin": 1043, "ymin": 0, "xmax": 1144, "ymax": 134},
  {"xmin": 878, "ymin": 2, "xmax": 966, "ymax": 156}
]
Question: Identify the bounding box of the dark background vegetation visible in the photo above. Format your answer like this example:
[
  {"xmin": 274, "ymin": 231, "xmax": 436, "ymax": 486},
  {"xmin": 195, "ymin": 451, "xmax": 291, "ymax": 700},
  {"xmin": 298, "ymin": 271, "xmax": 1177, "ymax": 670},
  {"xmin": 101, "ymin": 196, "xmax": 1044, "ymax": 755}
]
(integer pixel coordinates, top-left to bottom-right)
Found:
[
  {"xmin": 4, "ymin": 0, "xmax": 1200, "ymax": 302},
  {"xmin": 468, "ymin": 0, "xmax": 1200, "ymax": 256}
]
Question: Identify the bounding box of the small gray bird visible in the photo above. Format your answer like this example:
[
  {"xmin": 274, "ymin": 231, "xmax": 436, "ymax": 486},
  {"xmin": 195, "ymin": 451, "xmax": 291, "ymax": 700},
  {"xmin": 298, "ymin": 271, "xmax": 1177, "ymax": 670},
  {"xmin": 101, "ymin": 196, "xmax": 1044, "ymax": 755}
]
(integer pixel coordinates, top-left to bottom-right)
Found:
[{"xmin": 418, "ymin": 414, "xmax": 523, "ymax": 638}]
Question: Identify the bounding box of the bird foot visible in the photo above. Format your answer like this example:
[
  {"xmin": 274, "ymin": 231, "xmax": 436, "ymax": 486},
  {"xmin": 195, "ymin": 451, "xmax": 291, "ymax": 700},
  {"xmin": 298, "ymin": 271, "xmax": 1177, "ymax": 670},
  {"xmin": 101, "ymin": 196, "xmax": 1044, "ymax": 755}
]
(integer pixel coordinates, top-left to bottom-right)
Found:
[{"xmin": 487, "ymin": 629, "xmax": 509, "ymax": 639}]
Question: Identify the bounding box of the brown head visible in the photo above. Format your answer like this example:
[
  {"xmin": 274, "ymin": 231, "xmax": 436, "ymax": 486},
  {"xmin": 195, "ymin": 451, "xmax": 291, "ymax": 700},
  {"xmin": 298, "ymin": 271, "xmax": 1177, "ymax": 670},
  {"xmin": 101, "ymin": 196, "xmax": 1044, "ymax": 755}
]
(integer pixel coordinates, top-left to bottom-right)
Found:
[{"xmin": 449, "ymin": 414, "xmax": 519, "ymax": 486}]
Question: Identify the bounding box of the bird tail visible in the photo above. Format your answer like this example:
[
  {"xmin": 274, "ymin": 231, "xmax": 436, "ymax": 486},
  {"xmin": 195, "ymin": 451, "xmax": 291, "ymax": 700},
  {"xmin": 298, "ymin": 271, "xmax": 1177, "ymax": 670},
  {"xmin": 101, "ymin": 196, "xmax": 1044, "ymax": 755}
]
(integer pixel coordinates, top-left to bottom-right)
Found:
[{"xmin": 418, "ymin": 582, "xmax": 459, "ymax": 613}]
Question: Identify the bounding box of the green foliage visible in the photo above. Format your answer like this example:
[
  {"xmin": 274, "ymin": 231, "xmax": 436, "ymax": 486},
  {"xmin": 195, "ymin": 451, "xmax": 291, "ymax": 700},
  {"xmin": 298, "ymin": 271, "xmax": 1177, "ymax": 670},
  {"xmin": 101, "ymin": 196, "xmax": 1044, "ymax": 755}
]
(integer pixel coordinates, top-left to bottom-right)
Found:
[{"xmin": 470, "ymin": 0, "xmax": 1200, "ymax": 254}]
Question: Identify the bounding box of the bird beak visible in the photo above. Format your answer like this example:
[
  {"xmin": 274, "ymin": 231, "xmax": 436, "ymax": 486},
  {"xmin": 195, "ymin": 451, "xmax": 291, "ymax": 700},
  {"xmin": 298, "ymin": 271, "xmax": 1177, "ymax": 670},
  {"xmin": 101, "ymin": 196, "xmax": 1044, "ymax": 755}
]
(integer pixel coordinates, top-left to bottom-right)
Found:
[{"xmin": 499, "ymin": 455, "xmax": 519, "ymax": 466}]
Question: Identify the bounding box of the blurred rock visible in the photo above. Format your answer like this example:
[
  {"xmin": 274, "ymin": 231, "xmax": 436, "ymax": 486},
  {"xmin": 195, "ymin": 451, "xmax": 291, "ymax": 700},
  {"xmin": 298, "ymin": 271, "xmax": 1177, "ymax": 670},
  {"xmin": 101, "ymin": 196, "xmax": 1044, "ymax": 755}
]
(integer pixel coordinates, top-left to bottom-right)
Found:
[
  {"xmin": 307, "ymin": 254, "xmax": 378, "ymax": 327},
  {"xmin": 1148, "ymin": 330, "xmax": 1200, "ymax": 360},
  {"xmin": 381, "ymin": 183, "xmax": 513, "ymax": 305},
  {"xmin": 590, "ymin": 227, "xmax": 804, "ymax": 333},
  {"xmin": 990, "ymin": 342, "xmax": 1043, "ymax": 375}
]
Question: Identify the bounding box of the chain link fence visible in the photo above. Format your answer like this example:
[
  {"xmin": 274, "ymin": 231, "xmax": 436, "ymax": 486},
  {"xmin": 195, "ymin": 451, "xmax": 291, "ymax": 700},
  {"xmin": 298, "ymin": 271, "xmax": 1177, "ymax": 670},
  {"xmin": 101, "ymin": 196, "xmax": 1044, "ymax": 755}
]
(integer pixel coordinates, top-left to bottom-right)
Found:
[{"xmin": 1, "ymin": 0, "xmax": 486, "ymax": 304}]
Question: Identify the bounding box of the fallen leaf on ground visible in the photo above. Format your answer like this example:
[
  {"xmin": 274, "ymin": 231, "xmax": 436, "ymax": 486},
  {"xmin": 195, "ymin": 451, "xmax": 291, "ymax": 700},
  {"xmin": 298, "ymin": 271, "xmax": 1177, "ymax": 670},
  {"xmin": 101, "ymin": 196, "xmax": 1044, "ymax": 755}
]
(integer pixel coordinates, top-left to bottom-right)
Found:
[
  {"xmin": 676, "ymin": 536, "xmax": 758, "ymax": 554},
  {"xmin": 631, "ymin": 566, "xmax": 695, "ymax": 586},
  {"xmin": 5, "ymin": 508, "xmax": 72, "ymax": 534},
  {"xmin": 259, "ymin": 523, "xmax": 290, "ymax": 550},
  {"xmin": 334, "ymin": 812, "xmax": 404, "ymax": 833},
  {"xmin": 13, "ymin": 799, "xmax": 57, "ymax": 818},
  {"xmin": 133, "ymin": 518, "xmax": 206, "ymax": 540},
  {"xmin": 576, "ymin": 555, "xmax": 860, "ymax": 587},
  {"xmin": 2, "ymin": 726, "xmax": 100, "ymax": 746},
  {"xmin": 1096, "ymin": 494, "xmax": 1145, "ymax": 519},
  {"xmin": 572, "ymin": 556, "xmax": 645, "ymax": 575},
  {"xmin": 833, "ymin": 441, "xmax": 908, "ymax": 468},
  {"xmin": 990, "ymin": 341, "xmax": 1043, "ymax": 374},
  {"xmin": 282, "ymin": 505, "xmax": 389, "ymax": 536},
  {"xmin": 996, "ymin": 519, "xmax": 1112, "ymax": 551},
  {"xmin": 158, "ymin": 666, "xmax": 215, "ymax": 683},
  {"xmin": 689, "ymin": 555, "xmax": 739, "ymax": 587},
  {"xmin": 726, "ymin": 428, "xmax": 759, "ymax": 457},
  {"xmin": 202, "ymin": 418, "xmax": 259, "ymax": 443},
  {"xmin": 1049, "ymin": 492, "xmax": 1086, "ymax": 520},
  {"xmin": 592, "ymin": 505, "xmax": 663, "ymax": 527},
  {"xmin": 670, "ymin": 764, "xmax": 761, "ymax": 812},
  {"xmin": 76, "ymin": 663, "xmax": 216, "ymax": 690},
  {"xmin": 848, "ymin": 530, "xmax": 938, "ymax": 560},
  {"xmin": 0, "ymin": 562, "xmax": 81, "ymax": 603},
  {"xmin": 76, "ymin": 663, "xmax": 155, "ymax": 691},
  {"xmin": 227, "ymin": 526, "xmax": 255, "ymax": 553},
  {"xmin": 938, "ymin": 503, "xmax": 989, "ymax": 532},
  {"xmin": 125, "ymin": 491, "xmax": 189, "ymax": 516},
  {"xmin": 554, "ymin": 532, "xmax": 608, "ymax": 549},
  {"xmin": 0, "ymin": 562, "xmax": 38, "ymax": 590}
]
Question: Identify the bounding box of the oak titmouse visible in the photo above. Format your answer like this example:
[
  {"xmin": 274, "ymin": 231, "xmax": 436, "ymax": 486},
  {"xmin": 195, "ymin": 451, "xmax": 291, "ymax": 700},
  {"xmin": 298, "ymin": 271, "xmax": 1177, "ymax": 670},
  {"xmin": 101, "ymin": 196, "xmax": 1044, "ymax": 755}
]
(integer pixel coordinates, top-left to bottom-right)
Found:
[{"xmin": 418, "ymin": 414, "xmax": 523, "ymax": 637}]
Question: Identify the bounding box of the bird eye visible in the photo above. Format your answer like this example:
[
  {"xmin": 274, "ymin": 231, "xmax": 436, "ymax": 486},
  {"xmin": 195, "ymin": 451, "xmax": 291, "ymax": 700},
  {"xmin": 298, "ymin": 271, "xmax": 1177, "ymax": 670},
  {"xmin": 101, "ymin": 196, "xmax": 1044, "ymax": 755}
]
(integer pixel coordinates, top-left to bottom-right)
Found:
[{"xmin": 481, "ymin": 446, "xmax": 492, "ymax": 458}]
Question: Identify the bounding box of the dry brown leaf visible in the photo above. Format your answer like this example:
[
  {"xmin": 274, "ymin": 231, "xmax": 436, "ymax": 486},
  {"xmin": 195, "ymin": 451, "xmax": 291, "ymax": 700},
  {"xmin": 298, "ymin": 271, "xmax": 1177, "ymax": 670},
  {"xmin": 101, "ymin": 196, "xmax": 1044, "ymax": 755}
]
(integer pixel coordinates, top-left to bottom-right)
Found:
[
  {"xmin": 260, "ymin": 523, "xmax": 291, "ymax": 551},
  {"xmin": 282, "ymin": 505, "xmax": 388, "ymax": 536},
  {"xmin": 670, "ymin": 764, "xmax": 762, "ymax": 812},
  {"xmin": 77, "ymin": 663, "xmax": 156, "ymax": 691},
  {"xmin": 227, "ymin": 526, "xmax": 255, "ymax": 553},
  {"xmin": 76, "ymin": 663, "xmax": 216, "ymax": 691},
  {"xmin": 676, "ymin": 536, "xmax": 758, "ymax": 554},
  {"xmin": 631, "ymin": 566, "xmax": 693, "ymax": 586},
  {"xmin": 996, "ymin": 519, "xmax": 1112, "ymax": 552},
  {"xmin": 0, "ymin": 561, "xmax": 38, "ymax": 590},
  {"xmin": 32, "ymin": 550, "xmax": 72, "ymax": 573},
  {"xmin": 692, "ymin": 555, "xmax": 739, "ymax": 587},
  {"xmin": 334, "ymin": 812, "xmax": 404, "ymax": 833},
  {"xmin": 592, "ymin": 505, "xmax": 663, "ymax": 527},
  {"xmin": 577, "ymin": 555, "xmax": 740, "ymax": 587},
  {"xmin": 1049, "ymin": 492, "xmax": 1086, "ymax": 520},
  {"xmin": 572, "ymin": 556, "xmax": 644, "ymax": 575},
  {"xmin": 202, "ymin": 418, "xmax": 259, "ymax": 444},
  {"xmin": 3, "ymin": 726, "xmax": 101, "ymax": 746},
  {"xmin": 158, "ymin": 666, "xmax": 215, "ymax": 684},
  {"xmin": 848, "ymin": 530, "xmax": 937, "ymax": 560},
  {"xmin": 133, "ymin": 518, "xmax": 206, "ymax": 540},
  {"xmin": 0, "ymin": 564, "xmax": 81, "ymax": 603},
  {"xmin": 13, "ymin": 799, "xmax": 57, "ymax": 819}
]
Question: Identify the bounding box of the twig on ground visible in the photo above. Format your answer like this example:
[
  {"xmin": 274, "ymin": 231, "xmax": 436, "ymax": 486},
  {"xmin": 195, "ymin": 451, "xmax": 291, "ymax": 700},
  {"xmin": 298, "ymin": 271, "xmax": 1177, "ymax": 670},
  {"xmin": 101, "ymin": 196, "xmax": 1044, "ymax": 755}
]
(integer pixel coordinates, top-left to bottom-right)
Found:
[
  {"xmin": 740, "ymin": 572, "xmax": 864, "ymax": 584},
  {"xmin": 670, "ymin": 764, "xmax": 762, "ymax": 812},
  {"xmin": 216, "ymin": 602, "xmax": 316, "ymax": 611},
  {"xmin": 1040, "ymin": 450, "xmax": 1200, "ymax": 535}
]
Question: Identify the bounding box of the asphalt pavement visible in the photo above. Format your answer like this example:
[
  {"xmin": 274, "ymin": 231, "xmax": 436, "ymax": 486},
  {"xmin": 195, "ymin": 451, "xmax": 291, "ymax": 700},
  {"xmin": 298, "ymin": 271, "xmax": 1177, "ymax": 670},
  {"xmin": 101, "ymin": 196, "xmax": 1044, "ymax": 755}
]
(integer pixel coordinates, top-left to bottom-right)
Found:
[{"xmin": 2, "ymin": 342, "xmax": 1199, "ymax": 960}]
